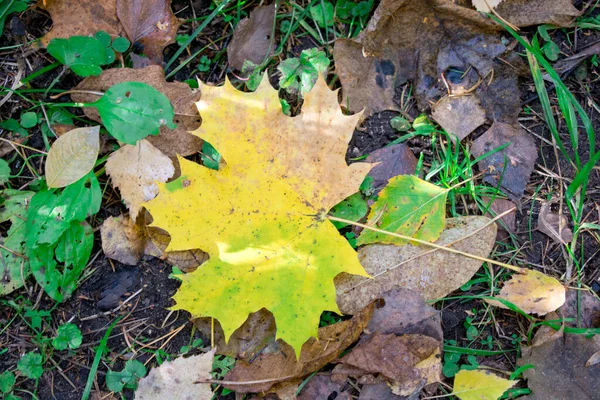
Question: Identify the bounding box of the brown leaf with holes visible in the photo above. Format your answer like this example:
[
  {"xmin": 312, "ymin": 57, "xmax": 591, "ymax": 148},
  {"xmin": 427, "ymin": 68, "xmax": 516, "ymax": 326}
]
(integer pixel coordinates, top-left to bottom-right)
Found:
[
  {"xmin": 116, "ymin": 0, "xmax": 181, "ymax": 64},
  {"xmin": 72, "ymin": 66, "xmax": 203, "ymax": 157},
  {"xmin": 221, "ymin": 305, "xmax": 373, "ymax": 393},
  {"xmin": 39, "ymin": 0, "xmax": 123, "ymax": 46},
  {"xmin": 228, "ymin": 5, "xmax": 277, "ymax": 72}
]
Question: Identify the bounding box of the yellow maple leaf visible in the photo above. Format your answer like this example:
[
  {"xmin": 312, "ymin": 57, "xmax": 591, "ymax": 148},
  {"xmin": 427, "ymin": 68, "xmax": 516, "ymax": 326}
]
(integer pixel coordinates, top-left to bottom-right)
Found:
[{"xmin": 145, "ymin": 75, "xmax": 372, "ymax": 354}]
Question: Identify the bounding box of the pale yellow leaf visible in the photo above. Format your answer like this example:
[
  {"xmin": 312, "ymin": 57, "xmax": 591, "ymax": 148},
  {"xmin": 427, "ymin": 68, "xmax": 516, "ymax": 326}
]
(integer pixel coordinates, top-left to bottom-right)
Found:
[
  {"xmin": 472, "ymin": 0, "xmax": 505, "ymax": 13},
  {"xmin": 135, "ymin": 348, "xmax": 215, "ymax": 400},
  {"xmin": 453, "ymin": 370, "xmax": 516, "ymax": 400},
  {"xmin": 485, "ymin": 269, "xmax": 566, "ymax": 315},
  {"xmin": 45, "ymin": 126, "xmax": 100, "ymax": 188},
  {"xmin": 106, "ymin": 139, "xmax": 174, "ymax": 220}
]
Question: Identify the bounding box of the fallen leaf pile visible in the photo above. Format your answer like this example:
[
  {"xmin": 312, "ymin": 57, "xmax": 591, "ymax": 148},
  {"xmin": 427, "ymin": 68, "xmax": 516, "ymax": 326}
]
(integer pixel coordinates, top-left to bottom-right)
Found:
[{"xmin": 40, "ymin": 0, "xmax": 181, "ymax": 64}]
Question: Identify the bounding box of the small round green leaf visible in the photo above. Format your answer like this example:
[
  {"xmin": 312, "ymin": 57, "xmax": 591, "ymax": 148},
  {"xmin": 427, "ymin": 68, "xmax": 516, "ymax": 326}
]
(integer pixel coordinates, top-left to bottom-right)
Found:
[
  {"xmin": 92, "ymin": 82, "xmax": 176, "ymax": 145},
  {"xmin": 17, "ymin": 352, "xmax": 43, "ymax": 379},
  {"xmin": 111, "ymin": 36, "xmax": 130, "ymax": 53},
  {"xmin": 309, "ymin": 2, "xmax": 334, "ymax": 27},
  {"xmin": 45, "ymin": 126, "xmax": 100, "ymax": 188},
  {"xmin": 52, "ymin": 323, "xmax": 83, "ymax": 350},
  {"xmin": 95, "ymin": 30, "xmax": 112, "ymax": 46},
  {"xmin": 0, "ymin": 371, "xmax": 15, "ymax": 394},
  {"xmin": 20, "ymin": 112, "xmax": 38, "ymax": 128},
  {"xmin": 0, "ymin": 159, "xmax": 10, "ymax": 185},
  {"xmin": 47, "ymin": 36, "xmax": 109, "ymax": 77}
]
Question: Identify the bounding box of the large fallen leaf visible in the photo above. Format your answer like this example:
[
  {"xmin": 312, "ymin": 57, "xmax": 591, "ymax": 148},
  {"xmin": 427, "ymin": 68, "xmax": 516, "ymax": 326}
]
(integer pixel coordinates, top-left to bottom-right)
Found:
[
  {"xmin": 485, "ymin": 269, "xmax": 566, "ymax": 315},
  {"xmin": 39, "ymin": 0, "xmax": 123, "ymax": 46},
  {"xmin": 357, "ymin": 175, "xmax": 447, "ymax": 246},
  {"xmin": 116, "ymin": 0, "xmax": 181, "ymax": 64},
  {"xmin": 135, "ymin": 349, "xmax": 215, "ymax": 399},
  {"xmin": 472, "ymin": 122, "xmax": 536, "ymax": 203},
  {"xmin": 0, "ymin": 190, "xmax": 34, "ymax": 296},
  {"xmin": 72, "ymin": 66, "xmax": 203, "ymax": 157},
  {"xmin": 518, "ymin": 333, "xmax": 600, "ymax": 399},
  {"xmin": 339, "ymin": 332, "xmax": 441, "ymax": 396},
  {"xmin": 452, "ymin": 370, "xmax": 516, "ymax": 400},
  {"xmin": 337, "ymin": 216, "xmax": 496, "ymax": 313},
  {"xmin": 228, "ymin": 5, "xmax": 277, "ymax": 72},
  {"xmin": 472, "ymin": 0, "xmax": 581, "ymax": 27},
  {"xmin": 106, "ymin": 140, "xmax": 174, "ymax": 220},
  {"xmin": 222, "ymin": 305, "xmax": 373, "ymax": 393},
  {"xmin": 45, "ymin": 126, "xmax": 100, "ymax": 188},
  {"xmin": 145, "ymin": 75, "xmax": 372, "ymax": 354}
]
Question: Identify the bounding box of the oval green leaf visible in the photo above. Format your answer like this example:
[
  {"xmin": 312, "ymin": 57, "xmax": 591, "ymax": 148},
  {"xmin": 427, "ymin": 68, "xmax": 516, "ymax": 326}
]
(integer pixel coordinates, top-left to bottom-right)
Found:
[
  {"xmin": 357, "ymin": 175, "xmax": 447, "ymax": 246},
  {"xmin": 47, "ymin": 36, "xmax": 109, "ymax": 77},
  {"xmin": 45, "ymin": 126, "xmax": 100, "ymax": 188},
  {"xmin": 92, "ymin": 82, "xmax": 176, "ymax": 145}
]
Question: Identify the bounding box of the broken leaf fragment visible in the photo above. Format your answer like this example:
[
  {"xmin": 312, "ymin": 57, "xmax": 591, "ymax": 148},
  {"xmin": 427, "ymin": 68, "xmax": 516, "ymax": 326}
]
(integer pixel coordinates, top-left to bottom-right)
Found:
[
  {"xmin": 45, "ymin": 126, "xmax": 100, "ymax": 188},
  {"xmin": 537, "ymin": 202, "xmax": 573, "ymax": 244},
  {"xmin": 485, "ymin": 269, "xmax": 565, "ymax": 315},
  {"xmin": 357, "ymin": 175, "xmax": 447, "ymax": 246},
  {"xmin": 452, "ymin": 370, "xmax": 516, "ymax": 400},
  {"xmin": 145, "ymin": 74, "xmax": 372, "ymax": 355}
]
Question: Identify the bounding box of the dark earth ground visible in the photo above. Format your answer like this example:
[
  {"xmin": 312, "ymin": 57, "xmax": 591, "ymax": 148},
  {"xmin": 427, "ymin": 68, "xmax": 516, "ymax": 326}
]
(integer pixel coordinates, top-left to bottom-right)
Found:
[{"xmin": 1, "ymin": 0, "xmax": 600, "ymax": 399}]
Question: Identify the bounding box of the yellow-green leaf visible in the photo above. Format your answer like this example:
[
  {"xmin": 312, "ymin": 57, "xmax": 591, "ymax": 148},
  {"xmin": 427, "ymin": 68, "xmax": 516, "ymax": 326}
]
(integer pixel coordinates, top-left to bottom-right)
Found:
[
  {"xmin": 45, "ymin": 126, "xmax": 100, "ymax": 188},
  {"xmin": 453, "ymin": 370, "xmax": 516, "ymax": 400},
  {"xmin": 485, "ymin": 269, "xmax": 566, "ymax": 315},
  {"xmin": 144, "ymin": 74, "xmax": 372, "ymax": 355},
  {"xmin": 357, "ymin": 175, "xmax": 447, "ymax": 246}
]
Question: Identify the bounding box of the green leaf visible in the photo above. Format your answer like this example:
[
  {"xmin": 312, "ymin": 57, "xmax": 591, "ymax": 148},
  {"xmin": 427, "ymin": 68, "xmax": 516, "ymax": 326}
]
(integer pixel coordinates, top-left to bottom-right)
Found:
[
  {"xmin": 542, "ymin": 41, "xmax": 560, "ymax": 61},
  {"xmin": 40, "ymin": 108, "xmax": 74, "ymax": 139},
  {"xmin": 309, "ymin": 1, "xmax": 334, "ymax": 27},
  {"xmin": 17, "ymin": 352, "xmax": 43, "ymax": 380},
  {"xmin": 0, "ymin": 370, "xmax": 15, "ymax": 394},
  {"xmin": 52, "ymin": 323, "xmax": 83, "ymax": 350},
  {"xmin": 357, "ymin": 175, "xmax": 447, "ymax": 246},
  {"xmin": 277, "ymin": 49, "xmax": 330, "ymax": 96},
  {"xmin": 19, "ymin": 112, "xmax": 38, "ymax": 129},
  {"xmin": 330, "ymin": 192, "xmax": 368, "ymax": 229},
  {"xmin": 0, "ymin": 119, "xmax": 27, "ymax": 136},
  {"xmin": 390, "ymin": 116, "xmax": 411, "ymax": 132},
  {"xmin": 0, "ymin": 0, "xmax": 28, "ymax": 37},
  {"xmin": 95, "ymin": 30, "xmax": 112, "ymax": 46},
  {"xmin": 47, "ymin": 36, "xmax": 110, "ymax": 77},
  {"xmin": 106, "ymin": 360, "xmax": 146, "ymax": 392},
  {"xmin": 0, "ymin": 159, "xmax": 10, "ymax": 184},
  {"xmin": 90, "ymin": 82, "xmax": 176, "ymax": 145},
  {"xmin": 111, "ymin": 36, "xmax": 131, "ymax": 53},
  {"xmin": 200, "ymin": 141, "xmax": 221, "ymax": 170},
  {"xmin": 0, "ymin": 189, "xmax": 35, "ymax": 296}
]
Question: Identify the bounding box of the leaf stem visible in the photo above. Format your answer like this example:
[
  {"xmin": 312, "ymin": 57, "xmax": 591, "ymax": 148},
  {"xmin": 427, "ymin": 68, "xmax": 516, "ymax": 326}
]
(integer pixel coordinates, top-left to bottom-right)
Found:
[{"xmin": 327, "ymin": 215, "xmax": 523, "ymax": 273}]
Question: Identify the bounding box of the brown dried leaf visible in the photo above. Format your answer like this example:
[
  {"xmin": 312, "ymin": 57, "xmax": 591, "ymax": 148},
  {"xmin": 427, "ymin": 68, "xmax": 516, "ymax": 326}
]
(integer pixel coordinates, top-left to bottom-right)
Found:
[
  {"xmin": 472, "ymin": 122, "xmax": 536, "ymax": 203},
  {"xmin": 518, "ymin": 335, "xmax": 600, "ymax": 399},
  {"xmin": 298, "ymin": 374, "xmax": 352, "ymax": 400},
  {"xmin": 39, "ymin": 0, "xmax": 123, "ymax": 46},
  {"xmin": 473, "ymin": 0, "xmax": 582, "ymax": 27},
  {"xmin": 144, "ymin": 226, "xmax": 208, "ymax": 272},
  {"xmin": 482, "ymin": 197, "xmax": 516, "ymax": 240},
  {"xmin": 336, "ymin": 216, "xmax": 496, "ymax": 313},
  {"xmin": 339, "ymin": 332, "xmax": 441, "ymax": 395},
  {"xmin": 558, "ymin": 290, "xmax": 600, "ymax": 329},
  {"xmin": 72, "ymin": 66, "xmax": 203, "ymax": 157},
  {"xmin": 228, "ymin": 5, "xmax": 277, "ymax": 72},
  {"xmin": 431, "ymin": 96, "xmax": 486, "ymax": 141},
  {"xmin": 222, "ymin": 305, "xmax": 374, "ymax": 393},
  {"xmin": 116, "ymin": 0, "xmax": 181, "ymax": 64},
  {"xmin": 100, "ymin": 215, "xmax": 145, "ymax": 265},
  {"xmin": 365, "ymin": 144, "xmax": 417, "ymax": 194},
  {"xmin": 537, "ymin": 202, "xmax": 573, "ymax": 244}
]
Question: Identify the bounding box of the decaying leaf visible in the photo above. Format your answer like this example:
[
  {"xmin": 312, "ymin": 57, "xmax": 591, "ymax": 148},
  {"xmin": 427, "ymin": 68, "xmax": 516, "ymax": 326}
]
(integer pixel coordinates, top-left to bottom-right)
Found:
[
  {"xmin": 339, "ymin": 332, "xmax": 441, "ymax": 396},
  {"xmin": 337, "ymin": 216, "xmax": 497, "ymax": 313},
  {"xmin": 365, "ymin": 143, "xmax": 417, "ymax": 195},
  {"xmin": 145, "ymin": 75, "xmax": 373, "ymax": 354},
  {"xmin": 482, "ymin": 197, "xmax": 516, "ymax": 240},
  {"xmin": 452, "ymin": 370, "xmax": 516, "ymax": 400},
  {"xmin": 143, "ymin": 226, "xmax": 208, "ymax": 271},
  {"xmin": 297, "ymin": 374, "xmax": 352, "ymax": 400},
  {"xmin": 558, "ymin": 290, "xmax": 600, "ymax": 328},
  {"xmin": 105, "ymin": 139, "xmax": 175, "ymax": 220},
  {"xmin": 472, "ymin": 122, "xmax": 537, "ymax": 203},
  {"xmin": 116, "ymin": 0, "xmax": 181, "ymax": 64},
  {"xmin": 485, "ymin": 269, "xmax": 566, "ymax": 315},
  {"xmin": 39, "ymin": 0, "xmax": 123, "ymax": 46},
  {"xmin": 472, "ymin": 0, "xmax": 581, "ymax": 27},
  {"xmin": 100, "ymin": 215, "xmax": 145, "ymax": 265},
  {"xmin": 135, "ymin": 348, "xmax": 215, "ymax": 399},
  {"xmin": 431, "ymin": 96, "xmax": 486, "ymax": 141},
  {"xmin": 0, "ymin": 190, "xmax": 34, "ymax": 296},
  {"xmin": 518, "ymin": 333, "xmax": 600, "ymax": 399},
  {"xmin": 228, "ymin": 5, "xmax": 277, "ymax": 72},
  {"xmin": 72, "ymin": 65, "xmax": 203, "ymax": 157},
  {"xmin": 357, "ymin": 175, "xmax": 447, "ymax": 246},
  {"xmin": 537, "ymin": 202, "xmax": 573, "ymax": 244},
  {"xmin": 222, "ymin": 305, "xmax": 373, "ymax": 393},
  {"xmin": 45, "ymin": 126, "xmax": 100, "ymax": 188}
]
